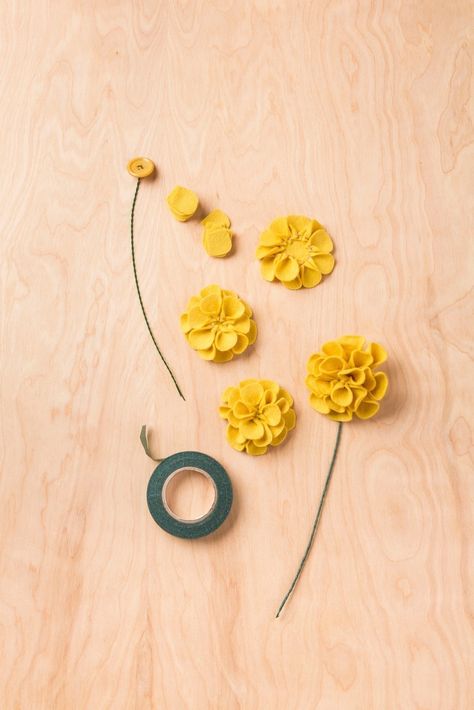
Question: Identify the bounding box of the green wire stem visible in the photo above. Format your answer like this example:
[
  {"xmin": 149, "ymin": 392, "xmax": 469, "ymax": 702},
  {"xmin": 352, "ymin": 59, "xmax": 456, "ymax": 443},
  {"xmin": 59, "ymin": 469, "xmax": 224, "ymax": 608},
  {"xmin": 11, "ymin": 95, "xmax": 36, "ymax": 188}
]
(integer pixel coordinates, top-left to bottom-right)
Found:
[
  {"xmin": 130, "ymin": 178, "xmax": 185, "ymax": 400},
  {"xmin": 276, "ymin": 421, "xmax": 343, "ymax": 618}
]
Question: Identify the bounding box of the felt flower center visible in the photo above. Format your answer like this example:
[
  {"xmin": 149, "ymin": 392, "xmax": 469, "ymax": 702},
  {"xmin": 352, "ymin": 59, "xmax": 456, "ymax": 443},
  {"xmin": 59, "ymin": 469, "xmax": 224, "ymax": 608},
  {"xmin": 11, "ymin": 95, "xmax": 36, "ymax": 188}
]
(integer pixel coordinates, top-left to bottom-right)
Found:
[{"xmin": 286, "ymin": 239, "xmax": 310, "ymax": 262}]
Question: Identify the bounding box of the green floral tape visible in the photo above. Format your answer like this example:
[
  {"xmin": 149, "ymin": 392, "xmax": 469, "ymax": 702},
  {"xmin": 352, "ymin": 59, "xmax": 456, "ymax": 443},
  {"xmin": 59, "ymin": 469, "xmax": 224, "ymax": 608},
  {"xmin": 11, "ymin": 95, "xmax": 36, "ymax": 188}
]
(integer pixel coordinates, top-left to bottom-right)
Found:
[{"xmin": 146, "ymin": 451, "xmax": 233, "ymax": 539}]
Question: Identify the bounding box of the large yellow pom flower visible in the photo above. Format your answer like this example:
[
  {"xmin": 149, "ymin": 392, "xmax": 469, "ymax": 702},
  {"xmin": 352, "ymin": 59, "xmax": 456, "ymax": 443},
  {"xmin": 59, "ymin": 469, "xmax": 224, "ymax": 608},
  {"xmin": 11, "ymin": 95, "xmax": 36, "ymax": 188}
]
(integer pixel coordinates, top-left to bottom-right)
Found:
[
  {"xmin": 256, "ymin": 215, "xmax": 335, "ymax": 289},
  {"xmin": 219, "ymin": 379, "xmax": 296, "ymax": 455},
  {"xmin": 306, "ymin": 336, "xmax": 388, "ymax": 421},
  {"xmin": 180, "ymin": 285, "xmax": 257, "ymax": 363}
]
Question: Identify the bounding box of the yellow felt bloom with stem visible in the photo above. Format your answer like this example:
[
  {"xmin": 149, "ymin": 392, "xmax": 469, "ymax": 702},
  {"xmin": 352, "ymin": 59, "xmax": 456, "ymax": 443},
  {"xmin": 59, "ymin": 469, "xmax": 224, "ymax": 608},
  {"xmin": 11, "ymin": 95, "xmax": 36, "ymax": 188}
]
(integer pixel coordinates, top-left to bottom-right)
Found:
[
  {"xmin": 306, "ymin": 335, "xmax": 389, "ymax": 421},
  {"xmin": 219, "ymin": 379, "xmax": 296, "ymax": 455},
  {"xmin": 180, "ymin": 285, "xmax": 257, "ymax": 363},
  {"xmin": 256, "ymin": 215, "xmax": 335, "ymax": 289}
]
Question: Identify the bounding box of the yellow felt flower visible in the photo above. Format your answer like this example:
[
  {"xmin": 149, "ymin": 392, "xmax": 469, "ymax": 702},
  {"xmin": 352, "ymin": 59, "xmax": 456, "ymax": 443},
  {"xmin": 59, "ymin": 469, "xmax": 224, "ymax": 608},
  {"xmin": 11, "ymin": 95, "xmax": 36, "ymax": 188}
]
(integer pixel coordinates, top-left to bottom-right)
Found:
[
  {"xmin": 167, "ymin": 186, "xmax": 199, "ymax": 221},
  {"xmin": 219, "ymin": 379, "xmax": 296, "ymax": 455},
  {"xmin": 306, "ymin": 336, "xmax": 389, "ymax": 421},
  {"xmin": 256, "ymin": 215, "xmax": 335, "ymax": 289},
  {"xmin": 201, "ymin": 209, "xmax": 233, "ymax": 257},
  {"xmin": 180, "ymin": 285, "xmax": 257, "ymax": 363}
]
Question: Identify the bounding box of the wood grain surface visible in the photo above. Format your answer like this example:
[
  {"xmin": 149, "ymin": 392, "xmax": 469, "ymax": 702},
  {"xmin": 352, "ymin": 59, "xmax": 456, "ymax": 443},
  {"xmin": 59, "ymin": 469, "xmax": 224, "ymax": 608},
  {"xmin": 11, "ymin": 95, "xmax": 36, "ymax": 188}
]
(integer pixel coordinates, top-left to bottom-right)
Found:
[{"xmin": 1, "ymin": 1, "xmax": 473, "ymax": 708}]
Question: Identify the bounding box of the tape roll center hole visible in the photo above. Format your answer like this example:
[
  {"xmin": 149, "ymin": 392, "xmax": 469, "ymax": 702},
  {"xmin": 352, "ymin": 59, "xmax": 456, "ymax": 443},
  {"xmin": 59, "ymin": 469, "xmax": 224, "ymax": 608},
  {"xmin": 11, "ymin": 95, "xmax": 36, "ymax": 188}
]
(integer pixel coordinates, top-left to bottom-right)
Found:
[{"xmin": 162, "ymin": 468, "xmax": 217, "ymax": 523}]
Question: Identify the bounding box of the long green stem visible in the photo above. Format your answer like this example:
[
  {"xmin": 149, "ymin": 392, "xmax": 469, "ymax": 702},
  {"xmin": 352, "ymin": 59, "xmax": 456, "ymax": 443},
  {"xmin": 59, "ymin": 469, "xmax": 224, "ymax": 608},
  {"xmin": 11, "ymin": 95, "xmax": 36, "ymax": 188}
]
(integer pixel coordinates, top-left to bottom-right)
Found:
[
  {"xmin": 130, "ymin": 178, "xmax": 185, "ymax": 400},
  {"xmin": 276, "ymin": 422, "xmax": 343, "ymax": 618}
]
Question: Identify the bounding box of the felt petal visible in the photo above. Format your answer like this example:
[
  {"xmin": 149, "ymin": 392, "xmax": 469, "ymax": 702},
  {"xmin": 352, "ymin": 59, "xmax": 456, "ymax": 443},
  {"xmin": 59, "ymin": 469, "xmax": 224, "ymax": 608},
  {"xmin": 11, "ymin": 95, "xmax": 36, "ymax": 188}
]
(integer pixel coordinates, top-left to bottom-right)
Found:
[
  {"xmin": 268, "ymin": 217, "xmax": 289, "ymax": 237},
  {"xmin": 200, "ymin": 284, "xmax": 222, "ymax": 298},
  {"xmin": 340, "ymin": 367, "xmax": 365, "ymax": 386},
  {"xmin": 258, "ymin": 230, "xmax": 281, "ymax": 247},
  {"xmin": 197, "ymin": 345, "xmax": 216, "ymax": 361},
  {"xmin": 232, "ymin": 334, "xmax": 249, "ymax": 354},
  {"xmin": 309, "ymin": 395, "xmax": 331, "ymax": 414},
  {"xmin": 271, "ymin": 428, "xmax": 288, "ymax": 446},
  {"xmin": 200, "ymin": 293, "xmax": 222, "ymax": 315},
  {"xmin": 188, "ymin": 328, "xmax": 215, "ymax": 350},
  {"xmin": 215, "ymin": 330, "xmax": 238, "ymax": 352},
  {"xmin": 320, "ymin": 356, "xmax": 344, "ymax": 374},
  {"xmin": 227, "ymin": 411, "xmax": 240, "ymax": 427},
  {"xmin": 283, "ymin": 276, "xmax": 303, "ymax": 290},
  {"xmin": 227, "ymin": 425, "xmax": 245, "ymax": 446},
  {"xmin": 287, "ymin": 215, "xmax": 313, "ymax": 237},
  {"xmin": 241, "ymin": 382, "xmax": 264, "ymax": 407},
  {"xmin": 261, "ymin": 380, "xmax": 280, "ymax": 400},
  {"xmin": 222, "ymin": 295, "xmax": 245, "ymax": 319},
  {"xmin": 328, "ymin": 410, "xmax": 353, "ymax": 422},
  {"xmin": 355, "ymin": 399, "xmax": 379, "ymax": 419},
  {"xmin": 201, "ymin": 209, "xmax": 230, "ymax": 228},
  {"xmin": 330, "ymin": 383, "xmax": 353, "ymax": 407},
  {"xmin": 278, "ymin": 387, "xmax": 294, "ymax": 406},
  {"xmin": 372, "ymin": 372, "xmax": 388, "ymax": 400},
  {"xmin": 306, "ymin": 375, "xmax": 331, "ymax": 396},
  {"xmin": 254, "ymin": 423, "xmax": 273, "ymax": 448},
  {"xmin": 247, "ymin": 320, "xmax": 257, "ymax": 344},
  {"xmin": 309, "ymin": 229, "xmax": 333, "ymax": 252},
  {"xmin": 240, "ymin": 419, "xmax": 264, "ymax": 440},
  {"xmin": 275, "ymin": 255, "xmax": 300, "ymax": 282},
  {"xmin": 256, "ymin": 244, "xmax": 283, "ymax": 259},
  {"xmin": 276, "ymin": 397, "xmax": 290, "ymax": 414},
  {"xmin": 270, "ymin": 421, "xmax": 286, "ymax": 437},
  {"xmin": 350, "ymin": 350, "xmax": 374, "ymax": 368},
  {"xmin": 219, "ymin": 405, "xmax": 230, "ymax": 419},
  {"xmin": 233, "ymin": 316, "xmax": 251, "ymax": 334},
  {"xmin": 283, "ymin": 409, "xmax": 296, "ymax": 430},
  {"xmin": 233, "ymin": 400, "xmax": 252, "ymax": 419},
  {"xmin": 302, "ymin": 265, "xmax": 322, "ymax": 288},
  {"xmin": 363, "ymin": 369, "xmax": 376, "ymax": 391},
  {"xmin": 222, "ymin": 387, "xmax": 240, "ymax": 405},
  {"xmin": 246, "ymin": 441, "xmax": 268, "ymax": 456},
  {"xmin": 351, "ymin": 387, "xmax": 368, "ymax": 410},
  {"xmin": 262, "ymin": 404, "xmax": 282, "ymax": 426},
  {"xmin": 337, "ymin": 335, "xmax": 365, "ymax": 352},
  {"xmin": 188, "ymin": 306, "xmax": 211, "ymax": 329},
  {"xmin": 312, "ymin": 253, "xmax": 335, "ymax": 275},
  {"xmin": 213, "ymin": 349, "xmax": 234, "ymax": 363},
  {"xmin": 370, "ymin": 342, "xmax": 388, "ymax": 366},
  {"xmin": 179, "ymin": 313, "xmax": 191, "ymax": 333},
  {"xmin": 260, "ymin": 257, "xmax": 277, "ymax": 281}
]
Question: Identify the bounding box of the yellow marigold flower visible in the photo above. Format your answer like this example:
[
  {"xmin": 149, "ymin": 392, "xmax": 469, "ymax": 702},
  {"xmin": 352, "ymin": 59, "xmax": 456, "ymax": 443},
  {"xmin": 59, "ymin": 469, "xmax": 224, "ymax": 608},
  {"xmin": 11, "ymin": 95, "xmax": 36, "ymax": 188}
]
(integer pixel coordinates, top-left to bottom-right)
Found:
[
  {"xmin": 180, "ymin": 284, "xmax": 257, "ymax": 363},
  {"xmin": 201, "ymin": 209, "xmax": 233, "ymax": 257},
  {"xmin": 256, "ymin": 215, "xmax": 335, "ymax": 289},
  {"xmin": 306, "ymin": 335, "xmax": 389, "ymax": 421},
  {"xmin": 219, "ymin": 379, "xmax": 296, "ymax": 455},
  {"xmin": 166, "ymin": 186, "xmax": 199, "ymax": 221}
]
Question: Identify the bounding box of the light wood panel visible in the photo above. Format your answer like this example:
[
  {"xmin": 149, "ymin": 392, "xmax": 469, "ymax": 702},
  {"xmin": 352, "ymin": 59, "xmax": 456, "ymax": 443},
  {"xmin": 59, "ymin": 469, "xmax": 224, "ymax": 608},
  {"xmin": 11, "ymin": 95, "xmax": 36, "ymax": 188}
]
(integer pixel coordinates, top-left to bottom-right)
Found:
[{"xmin": 1, "ymin": 1, "xmax": 473, "ymax": 708}]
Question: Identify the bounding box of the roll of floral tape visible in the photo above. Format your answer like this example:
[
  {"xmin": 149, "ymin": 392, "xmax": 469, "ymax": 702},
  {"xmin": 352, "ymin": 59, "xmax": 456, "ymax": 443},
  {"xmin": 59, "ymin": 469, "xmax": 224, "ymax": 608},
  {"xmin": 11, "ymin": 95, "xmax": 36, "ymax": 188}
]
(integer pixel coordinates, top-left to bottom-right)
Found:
[{"xmin": 146, "ymin": 451, "xmax": 233, "ymax": 538}]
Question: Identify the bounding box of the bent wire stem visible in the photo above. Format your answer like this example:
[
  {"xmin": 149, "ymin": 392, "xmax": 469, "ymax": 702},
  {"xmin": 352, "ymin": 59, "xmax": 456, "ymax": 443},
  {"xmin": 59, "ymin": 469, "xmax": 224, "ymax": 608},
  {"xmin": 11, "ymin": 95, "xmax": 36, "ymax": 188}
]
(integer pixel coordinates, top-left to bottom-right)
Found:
[
  {"xmin": 130, "ymin": 178, "xmax": 185, "ymax": 400},
  {"xmin": 276, "ymin": 421, "xmax": 343, "ymax": 618}
]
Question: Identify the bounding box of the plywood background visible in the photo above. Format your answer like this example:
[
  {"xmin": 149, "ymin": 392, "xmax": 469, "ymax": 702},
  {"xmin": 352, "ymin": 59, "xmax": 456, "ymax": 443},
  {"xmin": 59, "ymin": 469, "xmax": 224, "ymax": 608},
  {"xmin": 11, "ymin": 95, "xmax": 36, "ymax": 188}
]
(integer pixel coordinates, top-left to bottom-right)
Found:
[{"xmin": 1, "ymin": 1, "xmax": 473, "ymax": 708}]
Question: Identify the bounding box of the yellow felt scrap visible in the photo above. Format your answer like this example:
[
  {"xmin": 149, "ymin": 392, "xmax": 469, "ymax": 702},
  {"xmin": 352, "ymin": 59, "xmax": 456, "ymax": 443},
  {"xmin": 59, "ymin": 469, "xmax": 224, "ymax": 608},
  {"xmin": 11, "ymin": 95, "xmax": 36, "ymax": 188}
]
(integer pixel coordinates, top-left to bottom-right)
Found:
[{"xmin": 166, "ymin": 186, "xmax": 199, "ymax": 221}]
